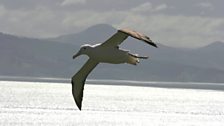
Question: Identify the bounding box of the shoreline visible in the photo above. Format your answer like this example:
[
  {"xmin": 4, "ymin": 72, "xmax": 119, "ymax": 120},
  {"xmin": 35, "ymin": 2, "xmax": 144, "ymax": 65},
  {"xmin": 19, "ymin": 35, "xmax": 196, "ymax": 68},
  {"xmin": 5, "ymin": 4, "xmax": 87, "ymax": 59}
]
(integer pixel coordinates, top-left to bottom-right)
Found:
[{"xmin": 1, "ymin": 76, "xmax": 224, "ymax": 91}]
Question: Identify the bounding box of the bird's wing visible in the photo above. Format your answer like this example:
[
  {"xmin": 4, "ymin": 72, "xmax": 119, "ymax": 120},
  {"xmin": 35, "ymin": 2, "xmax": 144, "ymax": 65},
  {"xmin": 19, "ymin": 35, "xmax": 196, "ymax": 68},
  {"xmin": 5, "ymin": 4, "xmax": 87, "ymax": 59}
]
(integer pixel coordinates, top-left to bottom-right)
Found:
[
  {"xmin": 101, "ymin": 28, "xmax": 157, "ymax": 48},
  {"xmin": 71, "ymin": 59, "xmax": 99, "ymax": 110}
]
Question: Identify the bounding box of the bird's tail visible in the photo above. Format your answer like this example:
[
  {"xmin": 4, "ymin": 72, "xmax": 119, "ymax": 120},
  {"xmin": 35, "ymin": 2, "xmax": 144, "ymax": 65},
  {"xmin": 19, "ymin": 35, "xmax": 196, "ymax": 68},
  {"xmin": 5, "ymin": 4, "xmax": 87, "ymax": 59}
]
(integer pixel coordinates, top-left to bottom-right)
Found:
[{"xmin": 127, "ymin": 53, "xmax": 148, "ymax": 65}]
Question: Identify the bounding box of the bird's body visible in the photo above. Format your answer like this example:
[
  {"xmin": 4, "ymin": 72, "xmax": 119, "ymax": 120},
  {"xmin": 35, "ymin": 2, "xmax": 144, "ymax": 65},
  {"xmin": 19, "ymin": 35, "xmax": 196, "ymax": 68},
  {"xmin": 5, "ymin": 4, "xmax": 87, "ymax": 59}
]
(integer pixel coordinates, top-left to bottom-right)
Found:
[
  {"xmin": 71, "ymin": 28, "xmax": 157, "ymax": 110},
  {"xmin": 83, "ymin": 44, "xmax": 136, "ymax": 64}
]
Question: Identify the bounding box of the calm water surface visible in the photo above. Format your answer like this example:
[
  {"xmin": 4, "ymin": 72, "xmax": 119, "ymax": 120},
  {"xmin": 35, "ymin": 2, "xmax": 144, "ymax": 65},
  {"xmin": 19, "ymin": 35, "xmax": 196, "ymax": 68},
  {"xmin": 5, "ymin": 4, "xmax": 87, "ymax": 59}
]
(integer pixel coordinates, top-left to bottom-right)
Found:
[{"xmin": 0, "ymin": 81, "xmax": 224, "ymax": 126}]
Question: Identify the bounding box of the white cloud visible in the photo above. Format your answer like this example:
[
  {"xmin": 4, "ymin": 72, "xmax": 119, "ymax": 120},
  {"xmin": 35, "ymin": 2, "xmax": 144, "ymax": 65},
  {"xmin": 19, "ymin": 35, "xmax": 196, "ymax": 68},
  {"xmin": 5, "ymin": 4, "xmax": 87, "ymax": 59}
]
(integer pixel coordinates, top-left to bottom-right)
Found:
[
  {"xmin": 131, "ymin": 2, "xmax": 153, "ymax": 12},
  {"xmin": 0, "ymin": 1, "xmax": 223, "ymax": 48},
  {"xmin": 196, "ymin": 2, "xmax": 214, "ymax": 10},
  {"xmin": 154, "ymin": 4, "xmax": 168, "ymax": 11},
  {"xmin": 116, "ymin": 13, "xmax": 224, "ymax": 48},
  {"xmin": 62, "ymin": 11, "xmax": 105, "ymax": 29},
  {"xmin": 0, "ymin": 5, "xmax": 6, "ymax": 17},
  {"xmin": 0, "ymin": 6, "xmax": 67, "ymax": 38},
  {"xmin": 61, "ymin": 0, "xmax": 86, "ymax": 6},
  {"xmin": 131, "ymin": 2, "xmax": 168, "ymax": 14}
]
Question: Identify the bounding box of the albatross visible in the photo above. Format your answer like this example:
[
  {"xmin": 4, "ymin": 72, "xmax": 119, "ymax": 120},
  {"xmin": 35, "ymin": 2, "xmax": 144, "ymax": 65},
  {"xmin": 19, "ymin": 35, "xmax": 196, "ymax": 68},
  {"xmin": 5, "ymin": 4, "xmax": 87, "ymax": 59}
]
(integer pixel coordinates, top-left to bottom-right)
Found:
[{"xmin": 72, "ymin": 28, "xmax": 157, "ymax": 110}]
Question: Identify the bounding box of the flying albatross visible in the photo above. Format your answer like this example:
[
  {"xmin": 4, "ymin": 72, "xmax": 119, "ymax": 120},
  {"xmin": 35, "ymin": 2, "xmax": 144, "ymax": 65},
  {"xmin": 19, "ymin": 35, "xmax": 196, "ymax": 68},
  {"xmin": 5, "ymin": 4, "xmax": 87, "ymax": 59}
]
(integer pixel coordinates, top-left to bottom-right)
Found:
[{"xmin": 72, "ymin": 28, "xmax": 157, "ymax": 110}]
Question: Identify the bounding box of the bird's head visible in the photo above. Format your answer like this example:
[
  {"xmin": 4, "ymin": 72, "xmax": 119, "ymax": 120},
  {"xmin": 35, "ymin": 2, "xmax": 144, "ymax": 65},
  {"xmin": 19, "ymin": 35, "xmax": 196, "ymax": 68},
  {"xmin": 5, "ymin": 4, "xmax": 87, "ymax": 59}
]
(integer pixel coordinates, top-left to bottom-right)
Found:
[{"xmin": 73, "ymin": 44, "xmax": 92, "ymax": 59}]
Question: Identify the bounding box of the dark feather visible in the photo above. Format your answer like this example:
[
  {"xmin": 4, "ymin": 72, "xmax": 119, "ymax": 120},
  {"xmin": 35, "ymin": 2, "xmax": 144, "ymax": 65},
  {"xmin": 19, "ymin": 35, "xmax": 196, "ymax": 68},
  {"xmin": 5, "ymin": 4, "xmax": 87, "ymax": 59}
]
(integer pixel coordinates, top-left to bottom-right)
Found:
[{"xmin": 71, "ymin": 59, "xmax": 99, "ymax": 110}]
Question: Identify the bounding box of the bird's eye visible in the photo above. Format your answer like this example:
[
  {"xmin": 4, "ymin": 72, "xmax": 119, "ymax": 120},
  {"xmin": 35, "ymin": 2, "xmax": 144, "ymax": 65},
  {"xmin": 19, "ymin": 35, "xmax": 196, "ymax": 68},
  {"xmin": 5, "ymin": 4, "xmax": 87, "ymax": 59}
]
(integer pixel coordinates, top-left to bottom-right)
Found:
[{"xmin": 83, "ymin": 47, "xmax": 87, "ymax": 50}]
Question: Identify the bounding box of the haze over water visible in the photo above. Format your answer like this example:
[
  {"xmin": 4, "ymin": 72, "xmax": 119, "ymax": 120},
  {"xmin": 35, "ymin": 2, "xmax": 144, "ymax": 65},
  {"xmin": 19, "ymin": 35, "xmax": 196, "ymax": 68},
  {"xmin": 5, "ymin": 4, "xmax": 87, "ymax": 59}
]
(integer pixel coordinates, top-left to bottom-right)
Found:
[{"xmin": 0, "ymin": 81, "xmax": 224, "ymax": 126}]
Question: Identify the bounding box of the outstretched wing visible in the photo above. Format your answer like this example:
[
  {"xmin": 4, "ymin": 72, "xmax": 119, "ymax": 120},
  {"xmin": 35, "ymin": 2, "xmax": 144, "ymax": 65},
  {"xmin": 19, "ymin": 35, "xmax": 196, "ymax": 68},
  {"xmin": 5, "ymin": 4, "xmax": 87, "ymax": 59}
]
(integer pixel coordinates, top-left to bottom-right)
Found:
[
  {"xmin": 71, "ymin": 59, "xmax": 99, "ymax": 110},
  {"xmin": 101, "ymin": 28, "xmax": 157, "ymax": 48}
]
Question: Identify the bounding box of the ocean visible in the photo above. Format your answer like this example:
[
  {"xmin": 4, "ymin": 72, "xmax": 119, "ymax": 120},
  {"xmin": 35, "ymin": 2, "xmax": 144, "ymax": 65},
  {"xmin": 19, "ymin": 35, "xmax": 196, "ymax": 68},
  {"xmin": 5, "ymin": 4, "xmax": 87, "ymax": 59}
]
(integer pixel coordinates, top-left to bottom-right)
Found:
[{"xmin": 0, "ymin": 80, "xmax": 224, "ymax": 126}]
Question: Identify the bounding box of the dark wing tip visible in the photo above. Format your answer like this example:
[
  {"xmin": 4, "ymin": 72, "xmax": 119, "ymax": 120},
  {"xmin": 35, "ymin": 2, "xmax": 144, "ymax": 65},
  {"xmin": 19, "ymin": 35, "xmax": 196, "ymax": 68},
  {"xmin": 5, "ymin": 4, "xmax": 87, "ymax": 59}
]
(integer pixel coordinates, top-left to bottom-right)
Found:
[
  {"xmin": 75, "ymin": 98, "xmax": 82, "ymax": 110},
  {"xmin": 142, "ymin": 37, "xmax": 158, "ymax": 48},
  {"xmin": 148, "ymin": 41, "xmax": 158, "ymax": 48},
  {"xmin": 70, "ymin": 59, "xmax": 98, "ymax": 111},
  {"xmin": 71, "ymin": 80, "xmax": 83, "ymax": 111},
  {"xmin": 119, "ymin": 28, "xmax": 158, "ymax": 48}
]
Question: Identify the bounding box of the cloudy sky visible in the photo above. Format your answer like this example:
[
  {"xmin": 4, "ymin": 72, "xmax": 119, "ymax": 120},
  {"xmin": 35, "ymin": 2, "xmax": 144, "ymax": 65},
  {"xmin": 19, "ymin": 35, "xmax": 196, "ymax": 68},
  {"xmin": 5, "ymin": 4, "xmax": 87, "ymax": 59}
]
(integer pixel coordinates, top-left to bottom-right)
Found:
[{"xmin": 0, "ymin": 0, "xmax": 223, "ymax": 48}]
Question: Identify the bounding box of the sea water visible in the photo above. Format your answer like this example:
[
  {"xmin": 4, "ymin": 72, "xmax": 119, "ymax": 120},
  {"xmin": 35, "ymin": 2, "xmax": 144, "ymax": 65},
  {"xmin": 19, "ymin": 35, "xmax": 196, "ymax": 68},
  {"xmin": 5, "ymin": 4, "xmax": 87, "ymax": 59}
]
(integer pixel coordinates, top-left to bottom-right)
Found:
[{"xmin": 0, "ymin": 81, "xmax": 224, "ymax": 126}]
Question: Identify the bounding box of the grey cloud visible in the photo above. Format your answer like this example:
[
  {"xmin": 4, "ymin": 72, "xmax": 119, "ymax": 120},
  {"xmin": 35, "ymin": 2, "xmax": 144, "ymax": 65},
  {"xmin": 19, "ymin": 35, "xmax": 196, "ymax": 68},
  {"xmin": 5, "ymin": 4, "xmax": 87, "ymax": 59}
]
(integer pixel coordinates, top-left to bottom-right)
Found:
[
  {"xmin": 157, "ymin": 0, "xmax": 224, "ymax": 17},
  {"xmin": 61, "ymin": 0, "xmax": 86, "ymax": 6},
  {"xmin": 0, "ymin": 0, "xmax": 62, "ymax": 10},
  {"xmin": 1, "ymin": 0, "xmax": 223, "ymax": 17},
  {"xmin": 58, "ymin": 0, "xmax": 147, "ymax": 12},
  {"xmin": 0, "ymin": 0, "xmax": 223, "ymax": 48}
]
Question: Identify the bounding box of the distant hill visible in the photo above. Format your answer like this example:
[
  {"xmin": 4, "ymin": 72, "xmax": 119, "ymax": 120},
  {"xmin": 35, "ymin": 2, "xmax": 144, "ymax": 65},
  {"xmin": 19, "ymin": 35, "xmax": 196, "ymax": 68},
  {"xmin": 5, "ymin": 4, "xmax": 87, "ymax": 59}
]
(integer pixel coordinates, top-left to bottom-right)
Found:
[
  {"xmin": 1, "ymin": 24, "xmax": 224, "ymax": 83},
  {"xmin": 49, "ymin": 24, "xmax": 117, "ymax": 46},
  {"xmin": 0, "ymin": 32, "xmax": 77, "ymax": 78}
]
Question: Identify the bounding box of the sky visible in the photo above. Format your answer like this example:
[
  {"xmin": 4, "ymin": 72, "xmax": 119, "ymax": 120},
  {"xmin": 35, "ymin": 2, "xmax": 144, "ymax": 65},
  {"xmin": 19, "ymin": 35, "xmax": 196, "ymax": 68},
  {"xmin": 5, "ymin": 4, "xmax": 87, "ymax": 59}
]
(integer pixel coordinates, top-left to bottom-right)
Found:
[{"xmin": 0, "ymin": 0, "xmax": 224, "ymax": 48}]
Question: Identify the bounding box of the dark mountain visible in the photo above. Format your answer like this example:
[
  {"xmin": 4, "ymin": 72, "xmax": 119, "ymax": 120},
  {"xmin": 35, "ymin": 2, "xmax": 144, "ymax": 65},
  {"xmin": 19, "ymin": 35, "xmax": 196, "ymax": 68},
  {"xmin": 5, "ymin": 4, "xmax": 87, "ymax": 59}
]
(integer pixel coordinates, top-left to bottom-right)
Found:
[
  {"xmin": 0, "ymin": 32, "xmax": 77, "ymax": 78},
  {"xmin": 1, "ymin": 24, "xmax": 224, "ymax": 83},
  {"xmin": 50, "ymin": 24, "xmax": 224, "ymax": 71},
  {"xmin": 49, "ymin": 24, "xmax": 117, "ymax": 46}
]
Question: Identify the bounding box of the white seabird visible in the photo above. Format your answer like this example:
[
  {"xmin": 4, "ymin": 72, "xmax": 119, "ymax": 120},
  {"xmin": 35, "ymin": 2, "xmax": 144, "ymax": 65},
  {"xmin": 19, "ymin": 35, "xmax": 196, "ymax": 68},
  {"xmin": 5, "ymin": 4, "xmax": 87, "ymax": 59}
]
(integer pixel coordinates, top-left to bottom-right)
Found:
[{"xmin": 72, "ymin": 28, "xmax": 157, "ymax": 110}]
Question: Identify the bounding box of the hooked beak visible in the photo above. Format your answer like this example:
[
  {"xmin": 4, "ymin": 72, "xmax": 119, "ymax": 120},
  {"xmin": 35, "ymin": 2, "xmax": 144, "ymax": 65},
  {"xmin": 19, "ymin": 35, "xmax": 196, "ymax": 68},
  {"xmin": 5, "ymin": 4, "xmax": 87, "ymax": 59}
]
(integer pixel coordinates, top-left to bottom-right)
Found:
[{"xmin": 72, "ymin": 51, "xmax": 81, "ymax": 59}]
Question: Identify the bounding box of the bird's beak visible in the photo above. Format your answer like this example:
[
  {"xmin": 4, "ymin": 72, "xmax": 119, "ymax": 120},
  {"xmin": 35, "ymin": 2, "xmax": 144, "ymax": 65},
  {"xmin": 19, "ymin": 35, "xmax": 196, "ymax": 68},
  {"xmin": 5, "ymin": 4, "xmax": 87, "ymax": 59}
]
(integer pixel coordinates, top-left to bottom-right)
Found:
[{"xmin": 72, "ymin": 51, "xmax": 81, "ymax": 59}]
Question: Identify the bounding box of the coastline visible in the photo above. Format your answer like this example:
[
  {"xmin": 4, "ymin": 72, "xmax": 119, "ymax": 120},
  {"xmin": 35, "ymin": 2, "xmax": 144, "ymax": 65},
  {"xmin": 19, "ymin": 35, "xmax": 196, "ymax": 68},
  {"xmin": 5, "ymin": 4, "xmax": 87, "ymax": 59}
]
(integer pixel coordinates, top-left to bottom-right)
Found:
[{"xmin": 1, "ymin": 76, "xmax": 224, "ymax": 91}]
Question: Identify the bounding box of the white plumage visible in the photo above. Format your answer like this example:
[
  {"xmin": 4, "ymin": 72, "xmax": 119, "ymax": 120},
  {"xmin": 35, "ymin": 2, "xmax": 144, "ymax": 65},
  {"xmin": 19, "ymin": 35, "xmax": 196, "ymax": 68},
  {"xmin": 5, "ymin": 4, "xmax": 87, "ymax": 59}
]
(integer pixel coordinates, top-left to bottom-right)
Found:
[{"xmin": 71, "ymin": 28, "xmax": 157, "ymax": 110}]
